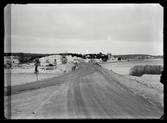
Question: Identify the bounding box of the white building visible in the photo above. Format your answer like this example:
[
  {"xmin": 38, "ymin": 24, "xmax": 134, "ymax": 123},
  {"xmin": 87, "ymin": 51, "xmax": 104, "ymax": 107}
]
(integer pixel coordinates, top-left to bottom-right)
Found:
[{"xmin": 107, "ymin": 53, "xmax": 112, "ymax": 59}]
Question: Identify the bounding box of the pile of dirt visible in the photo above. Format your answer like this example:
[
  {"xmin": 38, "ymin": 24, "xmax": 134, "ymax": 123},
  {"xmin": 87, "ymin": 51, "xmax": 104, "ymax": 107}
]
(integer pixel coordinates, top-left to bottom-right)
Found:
[
  {"xmin": 66, "ymin": 55, "xmax": 84, "ymax": 64},
  {"xmin": 39, "ymin": 55, "xmax": 84, "ymax": 66},
  {"xmin": 56, "ymin": 62, "xmax": 77, "ymax": 73},
  {"xmin": 39, "ymin": 55, "xmax": 62, "ymax": 66}
]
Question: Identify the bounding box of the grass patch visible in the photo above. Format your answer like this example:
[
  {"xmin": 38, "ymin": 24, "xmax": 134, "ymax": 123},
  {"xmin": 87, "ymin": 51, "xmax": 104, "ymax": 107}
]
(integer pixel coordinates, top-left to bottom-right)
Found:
[{"xmin": 130, "ymin": 65, "xmax": 163, "ymax": 76}]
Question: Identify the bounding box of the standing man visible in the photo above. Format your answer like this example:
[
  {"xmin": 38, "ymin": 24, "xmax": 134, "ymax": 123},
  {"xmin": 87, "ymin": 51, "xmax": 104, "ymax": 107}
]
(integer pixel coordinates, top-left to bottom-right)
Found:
[{"xmin": 34, "ymin": 58, "xmax": 40, "ymax": 81}]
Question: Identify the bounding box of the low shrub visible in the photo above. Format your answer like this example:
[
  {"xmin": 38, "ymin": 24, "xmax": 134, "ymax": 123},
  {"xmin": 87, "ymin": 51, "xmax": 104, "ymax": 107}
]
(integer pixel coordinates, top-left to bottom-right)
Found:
[
  {"xmin": 45, "ymin": 67, "xmax": 54, "ymax": 70},
  {"xmin": 118, "ymin": 57, "xmax": 121, "ymax": 61},
  {"xmin": 48, "ymin": 64, "xmax": 54, "ymax": 66},
  {"xmin": 130, "ymin": 65, "xmax": 163, "ymax": 76}
]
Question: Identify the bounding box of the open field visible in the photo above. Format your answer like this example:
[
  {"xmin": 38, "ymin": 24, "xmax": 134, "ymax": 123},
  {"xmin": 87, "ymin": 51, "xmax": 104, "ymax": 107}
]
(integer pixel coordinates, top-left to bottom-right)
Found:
[
  {"xmin": 4, "ymin": 73, "xmax": 63, "ymax": 87},
  {"xmin": 4, "ymin": 66, "xmax": 68, "ymax": 87},
  {"xmin": 99, "ymin": 59, "xmax": 164, "ymax": 107},
  {"xmin": 100, "ymin": 59, "xmax": 163, "ymax": 75}
]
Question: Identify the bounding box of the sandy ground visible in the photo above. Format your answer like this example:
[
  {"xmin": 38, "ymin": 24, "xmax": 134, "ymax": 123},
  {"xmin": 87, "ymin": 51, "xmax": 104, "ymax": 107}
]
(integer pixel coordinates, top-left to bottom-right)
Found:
[
  {"xmin": 4, "ymin": 55, "xmax": 84, "ymax": 87},
  {"xmin": 99, "ymin": 59, "xmax": 164, "ymax": 107},
  {"xmin": 5, "ymin": 63, "xmax": 163, "ymax": 119},
  {"xmin": 4, "ymin": 61, "xmax": 77, "ymax": 86}
]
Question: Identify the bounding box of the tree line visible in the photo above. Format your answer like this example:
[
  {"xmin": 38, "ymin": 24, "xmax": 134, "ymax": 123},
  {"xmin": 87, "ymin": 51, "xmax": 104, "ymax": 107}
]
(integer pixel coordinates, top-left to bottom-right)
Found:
[{"xmin": 4, "ymin": 52, "xmax": 111, "ymax": 63}]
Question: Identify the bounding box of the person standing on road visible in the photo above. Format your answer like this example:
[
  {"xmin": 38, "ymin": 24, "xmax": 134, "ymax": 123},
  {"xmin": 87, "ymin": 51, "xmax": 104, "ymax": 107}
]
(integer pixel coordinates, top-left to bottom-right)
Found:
[{"xmin": 34, "ymin": 58, "xmax": 40, "ymax": 81}]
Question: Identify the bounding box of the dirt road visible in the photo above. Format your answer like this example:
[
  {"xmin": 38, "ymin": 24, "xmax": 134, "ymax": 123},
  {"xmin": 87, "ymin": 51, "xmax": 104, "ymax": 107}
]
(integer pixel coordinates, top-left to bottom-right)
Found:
[{"xmin": 5, "ymin": 63, "xmax": 163, "ymax": 119}]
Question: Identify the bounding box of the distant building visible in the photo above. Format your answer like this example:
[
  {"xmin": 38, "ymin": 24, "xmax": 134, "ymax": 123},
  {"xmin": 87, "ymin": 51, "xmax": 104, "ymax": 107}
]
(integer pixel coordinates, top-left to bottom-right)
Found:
[
  {"xmin": 107, "ymin": 53, "xmax": 112, "ymax": 60},
  {"xmin": 85, "ymin": 54, "xmax": 90, "ymax": 58}
]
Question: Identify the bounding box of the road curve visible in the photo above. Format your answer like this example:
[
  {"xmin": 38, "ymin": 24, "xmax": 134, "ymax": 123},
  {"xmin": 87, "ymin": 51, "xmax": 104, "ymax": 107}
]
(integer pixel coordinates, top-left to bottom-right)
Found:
[{"xmin": 6, "ymin": 63, "xmax": 163, "ymax": 119}]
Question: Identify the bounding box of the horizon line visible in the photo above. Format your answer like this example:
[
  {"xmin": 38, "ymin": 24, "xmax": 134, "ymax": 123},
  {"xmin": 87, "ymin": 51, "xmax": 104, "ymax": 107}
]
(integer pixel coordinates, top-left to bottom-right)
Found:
[{"xmin": 4, "ymin": 52, "xmax": 163, "ymax": 56}]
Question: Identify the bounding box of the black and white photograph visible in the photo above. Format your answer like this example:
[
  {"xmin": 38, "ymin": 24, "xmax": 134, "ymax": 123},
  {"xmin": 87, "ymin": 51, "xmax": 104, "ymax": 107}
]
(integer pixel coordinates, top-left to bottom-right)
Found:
[{"xmin": 4, "ymin": 4, "xmax": 163, "ymax": 119}]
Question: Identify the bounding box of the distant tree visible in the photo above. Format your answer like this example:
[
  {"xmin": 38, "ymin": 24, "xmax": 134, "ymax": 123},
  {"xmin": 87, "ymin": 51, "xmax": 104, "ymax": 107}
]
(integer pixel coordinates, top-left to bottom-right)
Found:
[
  {"xmin": 82, "ymin": 55, "xmax": 86, "ymax": 59},
  {"xmin": 104, "ymin": 55, "xmax": 108, "ymax": 60},
  {"xmin": 18, "ymin": 53, "xmax": 33, "ymax": 63},
  {"xmin": 102, "ymin": 58, "xmax": 107, "ymax": 62},
  {"xmin": 118, "ymin": 57, "xmax": 121, "ymax": 61},
  {"xmin": 97, "ymin": 53, "xmax": 102, "ymax": 59},
  {"xmin": 77, "ymin": 53, "xmax": 83, "ymax": 58},
  {"xmin": 89, "ymin": 54, "xmax": 95, "ymax": 59},
  {"xmin": 29, "ymin": 56, "xmax": 40, "ymax": 62},
  {"xmin": 18, "ymin": 53, "xmax": 24, "ymax": 63},
  {"xmin": 4, "ymin": 53, "xmax": 7, "ymax": 56},
  {"xmin": 102, "ymin": 55, "xmax": 108, "ymax": 62},
  {"xmin": 23, "ymin": 57, "xmax": 30, "ymax": 63},
  {"xmin": 99, "ymin": 52, "xmax": 103, "ymax": 55}
]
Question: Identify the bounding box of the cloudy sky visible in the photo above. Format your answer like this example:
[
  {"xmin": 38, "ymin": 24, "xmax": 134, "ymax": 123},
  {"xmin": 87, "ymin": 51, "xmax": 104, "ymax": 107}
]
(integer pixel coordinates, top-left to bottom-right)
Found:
[{"xmin": 5, "ymin": 4, "xmax": 163, "ymax": 55}]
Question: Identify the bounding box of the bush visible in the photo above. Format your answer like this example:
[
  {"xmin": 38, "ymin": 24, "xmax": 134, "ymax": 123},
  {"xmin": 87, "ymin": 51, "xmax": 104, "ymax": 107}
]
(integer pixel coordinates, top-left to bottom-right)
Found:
[
  {"xmin": 29, "ymin": 56, "xmax": 41, "ymax": 62},
  {"xmin": 130, "ymin": 65, "xmax": 163, "ymax": 76},
  {"xmin": 48, "ymin": 64, "xmax": 54, "ymax": 66},
  {"xmin": 118, "ymin": 57, "xmax": 121, "ymax": 61},
  {"xmin": 19, "ymin": 56, "xmax": 32, "ymax": 63},
  {"xmin": 18, "ymin": 53, "xmax": 43, "ymax": 63},
  {"xmin": 45, "ymin": 67, "xmax": 54, "ymax": 70},
  {"xmin": 4, "ymin": 62, "xmax": 12, "ymax": 69}
]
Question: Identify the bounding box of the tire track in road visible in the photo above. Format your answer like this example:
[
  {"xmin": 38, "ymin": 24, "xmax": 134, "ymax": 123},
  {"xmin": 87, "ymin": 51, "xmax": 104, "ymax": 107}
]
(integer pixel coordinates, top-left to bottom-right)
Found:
[
  {"xmin": 81, "ymin": 75, "xmax": 112, "ymax": 118},
  {"xmin": 73, "ymin": 77, "xmax": 90, "ymax": 118},
  {"xmin": 93, "ymin": 66, "xmax": 162, "ymax": 118},
  {"xmin": 86, "ymin": 73, "xmax": 136, "ymax": 118},
  {"xmin": 67, "ymin": 77, "xmax": 90, "ymax": 118},
  {"xmin": 99, "ymin": 66, "xmax": 161, "ymax": 118},
  {"xmin": 38, "ymin": 81, "xmax": 70, "ymax": 119},
  {"xmin": 89, "ymin": 73, "xmax": 135, "ymax": 118},
  {"xmin": 80, "ymin": 65, "xmax": 162, "ymax": 118}
]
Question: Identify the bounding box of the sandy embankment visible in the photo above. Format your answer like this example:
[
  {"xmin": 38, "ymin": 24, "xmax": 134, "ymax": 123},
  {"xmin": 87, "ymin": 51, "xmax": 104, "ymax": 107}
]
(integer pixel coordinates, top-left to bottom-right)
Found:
[{"xmin": 99, "ymin": 59, "xmax": 164, "ymax": 107}]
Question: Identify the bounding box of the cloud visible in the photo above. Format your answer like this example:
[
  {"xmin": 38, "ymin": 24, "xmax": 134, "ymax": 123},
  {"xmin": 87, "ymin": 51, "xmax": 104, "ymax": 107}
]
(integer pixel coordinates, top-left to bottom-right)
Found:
[
  {"xmin": 11, "ymin": 34, "xmax": 163, "ymax": 55},
  {"xmin": 11, "ymin": 4, "xmax": 163, "ymax": 41},
  {"xmin": 8, "ymin": 4, "xmax": 163, "ymax": 55}
]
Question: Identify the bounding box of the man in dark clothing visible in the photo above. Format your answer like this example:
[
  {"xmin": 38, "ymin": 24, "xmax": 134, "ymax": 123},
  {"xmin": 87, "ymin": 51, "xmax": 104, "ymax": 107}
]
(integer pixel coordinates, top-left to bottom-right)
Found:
[
  {"xmin": 34, "ymin": 59, "xmax": 40, "ymax": 75},
  {"xmin": 34, "ymin": 65, "xmax": 38, "ymax": 74}
]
